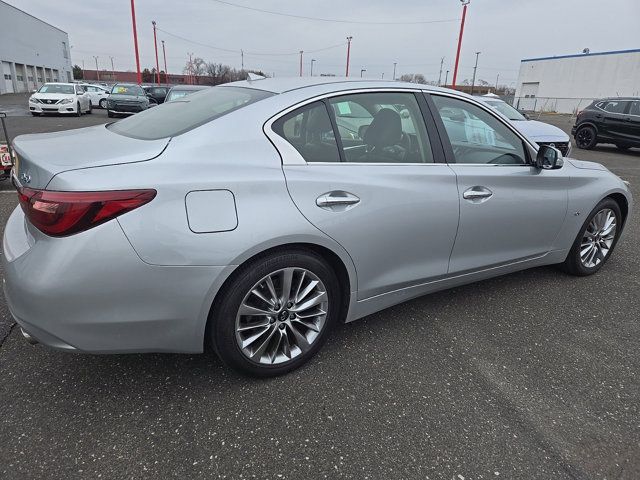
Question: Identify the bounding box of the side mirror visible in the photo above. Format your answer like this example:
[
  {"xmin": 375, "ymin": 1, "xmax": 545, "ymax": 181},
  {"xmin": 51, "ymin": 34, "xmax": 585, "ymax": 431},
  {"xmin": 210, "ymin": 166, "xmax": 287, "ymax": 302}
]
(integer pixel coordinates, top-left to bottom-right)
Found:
[{"xmin": 535, "ymin": 145, "xmax": 563, "ymax": 170}]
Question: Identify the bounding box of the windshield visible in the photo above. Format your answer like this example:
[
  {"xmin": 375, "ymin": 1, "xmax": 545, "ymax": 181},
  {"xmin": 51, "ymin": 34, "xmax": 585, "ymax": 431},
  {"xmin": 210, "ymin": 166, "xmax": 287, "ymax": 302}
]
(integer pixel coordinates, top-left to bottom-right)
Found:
[
  {"xmin": 485, "ymin": 100, "xmax": 526, "ymax": 121},
  {"xmin": 38, "ymin": 84, "xmax": 74, "ymax": 94},
  {"xmin": 108, "ymin": 86, "xmax": 274, "ymax": 140},
  {"xmin": 111, "ymin": 85, "xmax": 144, "ymax": 96}
]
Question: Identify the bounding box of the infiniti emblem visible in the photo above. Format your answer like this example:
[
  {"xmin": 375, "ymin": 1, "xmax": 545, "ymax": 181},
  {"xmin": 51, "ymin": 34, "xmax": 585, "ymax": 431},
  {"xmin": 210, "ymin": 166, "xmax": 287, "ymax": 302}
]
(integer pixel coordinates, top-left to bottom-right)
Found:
[{"xmin": 19, "ymin": 172, "xmax": 31, "ymax": 184}]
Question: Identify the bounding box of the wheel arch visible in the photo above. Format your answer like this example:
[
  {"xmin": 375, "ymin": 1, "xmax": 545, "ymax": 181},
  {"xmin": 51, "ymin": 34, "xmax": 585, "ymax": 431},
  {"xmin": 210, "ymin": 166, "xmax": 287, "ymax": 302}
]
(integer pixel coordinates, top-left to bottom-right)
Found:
[
  {"xmin": 575, "ymin": 121, "xmax": 599, "ymax": 136},
  {"xmin": 203, "ymin": 240, "xmax": 356, "ymax": 351},
  {"xmin": 606, "ymin": 192, "xmax": 629, "ymax": 229}
]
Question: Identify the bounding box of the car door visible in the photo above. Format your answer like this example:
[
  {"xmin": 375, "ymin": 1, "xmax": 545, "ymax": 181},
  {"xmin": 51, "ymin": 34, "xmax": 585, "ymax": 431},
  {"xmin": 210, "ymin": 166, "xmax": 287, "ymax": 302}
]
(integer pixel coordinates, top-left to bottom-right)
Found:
[
  {"xmin": 75, "ymin": 85, "xmax": 88, "ymax": 109},
  {"xmin": 428, "ymin": 93, "xmax": 569, "ymax": 274},
  {"xmin": 599, "ymin": 100, "xmax": 629, "ymax": 142},
  {"xmin": 622, "ymin": 100, "xmax": 640, "ymax": 145},
  {"xmin": 269, "ymin": 90, "xmax": 460, "ymax": 300}
]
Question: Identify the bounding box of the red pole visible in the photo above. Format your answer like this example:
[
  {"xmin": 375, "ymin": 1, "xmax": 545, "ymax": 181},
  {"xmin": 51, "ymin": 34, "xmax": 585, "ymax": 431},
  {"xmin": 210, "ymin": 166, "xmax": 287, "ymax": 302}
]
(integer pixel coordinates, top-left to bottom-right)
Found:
[
  {"xmin": 345, "ymin": 36, "xmax": 353, "ymax": 77},
  {"xmin": 152, "ymin": 21, "xmax": 160, "ymax": 85},
  {"xmin": 299, "ymin": 51, "xmax": 303, "ymax": 77},
  {"xmin": 162, "ymin": 40, "xmax": 168, "ymax": 85},
  {"xmin": 451, "ymin": 2, "xmax": 468, "ymax": 90},
  {"xmin": 130, "ymin": 0, "xmax": 142, "ymax": 84}
]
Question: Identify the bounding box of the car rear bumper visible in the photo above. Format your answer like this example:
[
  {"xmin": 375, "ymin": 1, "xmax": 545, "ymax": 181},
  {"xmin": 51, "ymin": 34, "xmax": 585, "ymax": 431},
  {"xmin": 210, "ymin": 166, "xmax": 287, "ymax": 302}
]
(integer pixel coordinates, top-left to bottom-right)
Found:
[{"xmin": 2, "ymin": 207, "xmax": 228, "ymax": 354}]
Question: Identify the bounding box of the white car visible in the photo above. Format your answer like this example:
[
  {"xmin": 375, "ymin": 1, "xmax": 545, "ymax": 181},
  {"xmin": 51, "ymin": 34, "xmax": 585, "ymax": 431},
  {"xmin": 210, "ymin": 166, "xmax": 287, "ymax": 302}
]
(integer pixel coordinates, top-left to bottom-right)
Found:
[
  {"xmin": 476, "ymin": 96, "xmax": 572, "ymax": 156},
  {"xmin": 28, "ymin": 83, "xmax": 92, "ymax": 117},
  {"xmin": 81, "ymin": 84, "xmax": 110, "ymax": 109}
]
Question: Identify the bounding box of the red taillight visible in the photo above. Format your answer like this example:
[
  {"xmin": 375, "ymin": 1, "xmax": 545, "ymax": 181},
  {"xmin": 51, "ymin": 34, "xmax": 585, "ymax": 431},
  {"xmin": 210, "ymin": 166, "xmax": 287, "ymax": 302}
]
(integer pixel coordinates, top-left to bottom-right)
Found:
[{"xmin": 17, "ymin": 187, "xmax": 156, "ymax": 237}]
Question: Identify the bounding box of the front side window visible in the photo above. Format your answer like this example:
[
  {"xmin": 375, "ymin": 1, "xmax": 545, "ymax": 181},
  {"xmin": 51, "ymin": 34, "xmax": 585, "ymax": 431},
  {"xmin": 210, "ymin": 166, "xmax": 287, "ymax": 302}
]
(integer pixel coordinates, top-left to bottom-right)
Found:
[
  {"xmin": 432, "ymin": 95, "xmax": 528, "ymax": 165},
  {"xmin": 628, "ymin": 101, "xmax": 640, "ymax": 116},
  {"xmin": 328, "ymin": 92, "xmax": 433, "ymax": 163},
  {"xmin": 273, "ymin": 102, "xmax": 340, "ymax": 163}
]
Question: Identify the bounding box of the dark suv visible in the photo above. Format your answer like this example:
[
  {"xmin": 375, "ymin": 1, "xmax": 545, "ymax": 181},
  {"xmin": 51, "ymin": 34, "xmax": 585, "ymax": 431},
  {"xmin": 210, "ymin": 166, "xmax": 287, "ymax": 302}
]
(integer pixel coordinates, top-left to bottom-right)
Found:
[{"xmin": 572, "ymin": 98, "xmax": 640, "ymax": 151}]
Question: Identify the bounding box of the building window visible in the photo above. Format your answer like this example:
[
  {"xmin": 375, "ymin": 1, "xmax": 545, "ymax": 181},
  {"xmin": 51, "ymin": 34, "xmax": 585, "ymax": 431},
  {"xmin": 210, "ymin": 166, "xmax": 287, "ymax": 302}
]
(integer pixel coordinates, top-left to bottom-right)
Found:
[
  {"xmin": 16, "ymin": 75, "xmax": 24, "ymax": 81},
  {"xmin": 62, "ymin": 42, "xmax": 68, "ymax": 59},
  {"xmin": 3, "ymin": 74, "xmax": 11, "ymax": 80},
  {"xmin": 27, "ymin": 76, "xmax": 34, "ymax": 82}
]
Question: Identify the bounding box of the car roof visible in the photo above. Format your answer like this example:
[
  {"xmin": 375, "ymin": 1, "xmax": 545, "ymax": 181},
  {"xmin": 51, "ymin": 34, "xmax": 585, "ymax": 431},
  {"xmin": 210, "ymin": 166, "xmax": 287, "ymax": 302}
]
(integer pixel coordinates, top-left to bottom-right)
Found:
[
  {"xmin": 597, "ymin": 97, "xmax": 639, "ymax": 102},
  {"xmin": 42, "ymin": 82, "xmax": 75, "ymax": 86},
  {"xmin": 222, "ymin": 77, "xmax": 454, "ymax": 95}
]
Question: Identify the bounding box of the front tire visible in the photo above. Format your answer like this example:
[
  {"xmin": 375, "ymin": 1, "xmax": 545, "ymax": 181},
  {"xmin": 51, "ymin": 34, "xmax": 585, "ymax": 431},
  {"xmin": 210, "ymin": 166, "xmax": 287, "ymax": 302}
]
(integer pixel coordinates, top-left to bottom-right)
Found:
[
  {"xmin": 616, "ymin": 144, "xmax": 631, "ymax": 151},
  {"xmin": 211, "ymin": 250, "xmax": 341, "ymax": 377},
  {"xmin": 575, "ymin": 125, "xmax": 597, "ymax": 150},
  {"xmin": 107, "ymin": 110, "xmax": 114, "ymax": 118},
  {"xmin": 561, "ymin": 198, "xmax": 622, "ymax": 276},
  {"xmin": 76, "ymin": 102, "xmax": 82, "ymax": 117},
  {"xmin": 99, "ymin": 99, "xmax": 107, "ymax": 109},
  {"xmin": 86, "ymin": 104, "xmax": 92, "ymax": 114}
]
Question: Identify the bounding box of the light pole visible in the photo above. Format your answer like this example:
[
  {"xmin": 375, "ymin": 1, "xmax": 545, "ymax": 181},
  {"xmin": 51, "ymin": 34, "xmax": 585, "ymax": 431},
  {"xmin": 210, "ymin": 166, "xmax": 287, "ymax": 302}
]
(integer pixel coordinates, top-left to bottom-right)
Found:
[
  {"xmin": 393, "ymin": 62, "xmax": 397, "ymax": 80},
  {"xmin": 452, "ymin": 0, "xmax": 470, "ymax": 90},
  {"xmin": 93, "ymin": 56, "xmax": 99, "ymax": 81},
  {"xmin": 130, "ymin": 0, "xmax": 142, "ymax": 84},
  {"xmin": 345, "ymin": 36, "xmax": 353, "ymax": 77},
  {"xmin": 109, "ymin": 56, "xmax": 115, "ymax": 82},
  {"xmin": 161, "ymin": 40, "xmax": 168, "ymax": 84},
  {"xmin": 470, "ymin": 51, "xmax": 481, "ymax": 95},
  {"xmin": 310, "ymin": 59, "xmax": 316, "ymax": 77},
  {"xmin": 299, "ymin": 51, "xmax": 304, "ymax": 77},
  {"xmin": 152, "ymin": 21, "xmax": 160, "ymax": 85},
  {"xmin": 360, "ymin": 68, "xmax": 366, "ymax": 78},
  {"xmin": 444, "ymin": 70, "xmax": 449, "ymax": 87},
  {"xmin": 495, "ymin": 73, "xmax": 499, "ymax": 91},
  {"xmin": 438, "ymin": 57, "xmax": 445, "ymax": 85}
]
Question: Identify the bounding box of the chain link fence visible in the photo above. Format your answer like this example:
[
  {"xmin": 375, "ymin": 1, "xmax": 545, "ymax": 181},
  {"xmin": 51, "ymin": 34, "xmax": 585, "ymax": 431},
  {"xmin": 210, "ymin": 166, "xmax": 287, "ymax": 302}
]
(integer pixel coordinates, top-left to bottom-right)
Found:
[{"xmin": 511, "ymin": 97, "xmax": 598, "ymax": 117}]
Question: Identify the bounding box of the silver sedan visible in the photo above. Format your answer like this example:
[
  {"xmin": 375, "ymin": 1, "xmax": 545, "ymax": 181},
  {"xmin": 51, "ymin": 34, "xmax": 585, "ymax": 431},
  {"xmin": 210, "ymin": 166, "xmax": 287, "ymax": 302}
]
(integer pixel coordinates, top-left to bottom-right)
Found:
[{"xmin": 3, "ymin": 78, "xmax": 632, "ymax": 376}]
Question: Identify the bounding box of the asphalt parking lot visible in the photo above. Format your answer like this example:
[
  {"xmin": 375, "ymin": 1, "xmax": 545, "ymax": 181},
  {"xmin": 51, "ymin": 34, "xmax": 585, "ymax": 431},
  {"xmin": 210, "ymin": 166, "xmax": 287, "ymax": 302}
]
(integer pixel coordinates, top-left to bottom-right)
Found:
[{"xmin": 0, "ymin": 94, "xmax": 639, "ymax": 479}]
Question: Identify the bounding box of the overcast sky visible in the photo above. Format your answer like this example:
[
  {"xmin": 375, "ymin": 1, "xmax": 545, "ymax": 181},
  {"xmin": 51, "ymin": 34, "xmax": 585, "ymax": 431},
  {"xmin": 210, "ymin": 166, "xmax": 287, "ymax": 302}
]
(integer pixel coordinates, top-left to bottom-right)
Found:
[{"xmin": 7, "ymin": 0, "xmax": 640, "ymax": 84}]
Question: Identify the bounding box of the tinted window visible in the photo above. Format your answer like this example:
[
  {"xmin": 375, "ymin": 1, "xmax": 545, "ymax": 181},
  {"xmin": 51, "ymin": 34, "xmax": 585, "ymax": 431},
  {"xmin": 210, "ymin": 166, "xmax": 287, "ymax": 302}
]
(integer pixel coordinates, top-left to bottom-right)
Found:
[
  {"xmin": 629, "ymin": 101, "xmax": 640, "ymax": 116},
  {"xmin": 108, "ymin": 86, "xmax": 273, "ymax": 140},
  {"xmin": 328, "ymin": 92, "xmax": 433, "ymax": 163},
  {"xmin": 433, "ymin": 95, "xmax": 528, "ymax": 165},
  {"xmin": 273, "ymin": 102, "xmax": 340, "ymax": 163},
  {"xmin": 602, "ymin": 101, "xmax": 628, "ymax": 114}
]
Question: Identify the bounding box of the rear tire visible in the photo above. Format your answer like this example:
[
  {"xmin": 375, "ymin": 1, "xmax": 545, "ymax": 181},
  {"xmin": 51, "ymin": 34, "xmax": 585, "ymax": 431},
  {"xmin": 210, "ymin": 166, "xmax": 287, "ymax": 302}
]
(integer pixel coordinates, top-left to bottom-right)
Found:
[
  {"xmin": 210, "ymin": 250, "xmax": 341, "ymax": 377},
  {"xmin": 575, "ymin": 125, "xmax": 597, "ymax": 150},
  {"xmin": 561, "ymin": 198, "xmax": 622, "ymax": 276}
]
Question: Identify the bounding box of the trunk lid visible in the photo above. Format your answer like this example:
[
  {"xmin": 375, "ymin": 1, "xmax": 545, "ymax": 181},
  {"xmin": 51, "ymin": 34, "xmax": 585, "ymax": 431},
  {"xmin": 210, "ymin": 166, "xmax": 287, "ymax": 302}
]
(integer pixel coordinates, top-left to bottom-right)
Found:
[{"xmin": 12, "ymin": 124, "xmax": 169, "ymax": 189}]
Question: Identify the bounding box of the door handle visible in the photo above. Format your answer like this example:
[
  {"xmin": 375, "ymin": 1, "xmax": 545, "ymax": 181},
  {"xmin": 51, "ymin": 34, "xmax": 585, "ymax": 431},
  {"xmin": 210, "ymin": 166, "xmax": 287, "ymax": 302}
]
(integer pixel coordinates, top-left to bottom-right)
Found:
[
  {"xmin": 316, "ymin": 191, "xmax": 360, "ymax": 211},
  {"xmin": 463, "ymin": 186, "xmax": 493, "ymax": 203}
]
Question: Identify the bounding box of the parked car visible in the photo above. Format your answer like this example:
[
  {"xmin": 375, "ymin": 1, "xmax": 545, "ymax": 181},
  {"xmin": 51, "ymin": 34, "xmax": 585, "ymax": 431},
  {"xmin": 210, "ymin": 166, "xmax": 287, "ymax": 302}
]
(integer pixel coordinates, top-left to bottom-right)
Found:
[
  {"xmin": 476, "ymin": 96, "xmax": 572, "ymax": 156},
  {"xmin": 572, "ymin": 98, "xmax": 640, "ymax": 151},
  {"xmin": 142, "ymin": 85, "xmax": 169, "ymax": 104},
  {"xmin": 5, "ymin": 79, "xmax": 632, "ymax": 377},
  {"xmin": 165, "ymin": 85, "xmax": 209, "ymax": 102},
  {"xmin": 0, "ymin": 143, "xmax": 13, "ymax": 179},
  {"xmin": 106, "ymin": 83, "xmax": 153, "ymax": 117},
  {"xmin": 28, "ymin": 83, "xmax": 91, "ymax": 116},
  {"xmin": 81, "ymin": 83, "xmax": 110, "ymax": 109}
]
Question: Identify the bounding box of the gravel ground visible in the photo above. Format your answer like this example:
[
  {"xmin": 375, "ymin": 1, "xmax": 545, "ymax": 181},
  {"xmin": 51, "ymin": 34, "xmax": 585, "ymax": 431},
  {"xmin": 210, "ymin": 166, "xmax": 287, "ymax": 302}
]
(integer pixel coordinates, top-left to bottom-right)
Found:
[{"xmin": 0, "ymin": 95, "xmax": 638, "ymax": 480}]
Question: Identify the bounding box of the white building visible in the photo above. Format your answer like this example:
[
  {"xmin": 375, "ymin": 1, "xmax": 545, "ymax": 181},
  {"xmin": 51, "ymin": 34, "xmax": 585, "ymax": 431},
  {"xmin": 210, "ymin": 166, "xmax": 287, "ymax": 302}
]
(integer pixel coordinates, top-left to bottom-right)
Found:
[
  {"xmin": 514, "ymin": 48, "xmax": 640, "ymax": 114},
  {"xmin": 0, "ymin": 0, "xmax": 73, "ymax": 94}
]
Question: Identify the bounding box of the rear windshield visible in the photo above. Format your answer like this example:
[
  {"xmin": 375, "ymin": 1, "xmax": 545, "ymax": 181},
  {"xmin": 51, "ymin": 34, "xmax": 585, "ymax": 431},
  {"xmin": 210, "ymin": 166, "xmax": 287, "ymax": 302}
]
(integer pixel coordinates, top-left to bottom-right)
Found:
[{"xmin": 107, "ymin": 86, "xmax": 274, "ymax": 140}]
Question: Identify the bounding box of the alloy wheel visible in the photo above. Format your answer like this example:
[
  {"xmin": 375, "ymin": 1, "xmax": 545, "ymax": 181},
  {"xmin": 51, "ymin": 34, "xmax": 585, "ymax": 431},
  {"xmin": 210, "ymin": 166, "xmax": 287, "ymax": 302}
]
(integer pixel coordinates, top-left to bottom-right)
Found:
[
  {"xmin": 580, "ymin": 208, "xmax": 617, "ymax": 268},
  {"xmin": 235, "ymin": 267, "xmax": 328, "ymax": 365},
  {"xmin": 576, "ymin": 127, "xmax": 594, "ymax": 148}
]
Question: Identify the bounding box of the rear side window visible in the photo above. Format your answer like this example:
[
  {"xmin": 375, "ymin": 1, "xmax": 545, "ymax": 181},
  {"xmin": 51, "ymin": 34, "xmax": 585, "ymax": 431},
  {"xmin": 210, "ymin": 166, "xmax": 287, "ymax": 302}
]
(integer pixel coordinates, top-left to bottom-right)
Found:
[
  {"xmin": 108, "ymin": 86, "xmax": 273, "ymax": 140},
  {"xmin": 629, "ymin": 101, "xmax": 640, "ymax": 116},
  {"xmin": 272, "ymin": 102, "xmax": 341, "ymax": 163},
  {"xmin": 601, "ymin": 101, "xmax": 628, "ymax": 114}
]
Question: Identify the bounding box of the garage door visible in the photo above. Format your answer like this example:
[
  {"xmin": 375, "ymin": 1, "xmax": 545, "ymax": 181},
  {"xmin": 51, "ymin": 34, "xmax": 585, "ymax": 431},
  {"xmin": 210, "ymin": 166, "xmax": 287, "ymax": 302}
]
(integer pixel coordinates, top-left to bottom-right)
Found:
[{"xmin": 2, "ymin": 62, "xmax": 14, "ymax": 94}]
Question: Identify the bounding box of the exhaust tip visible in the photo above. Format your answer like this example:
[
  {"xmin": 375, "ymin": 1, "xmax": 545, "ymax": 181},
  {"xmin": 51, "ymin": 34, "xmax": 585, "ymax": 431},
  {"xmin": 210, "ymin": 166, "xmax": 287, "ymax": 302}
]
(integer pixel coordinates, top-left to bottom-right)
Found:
[{"xmin": 20, "ymin": 328, "xmax": 38, "ymax": 345}]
